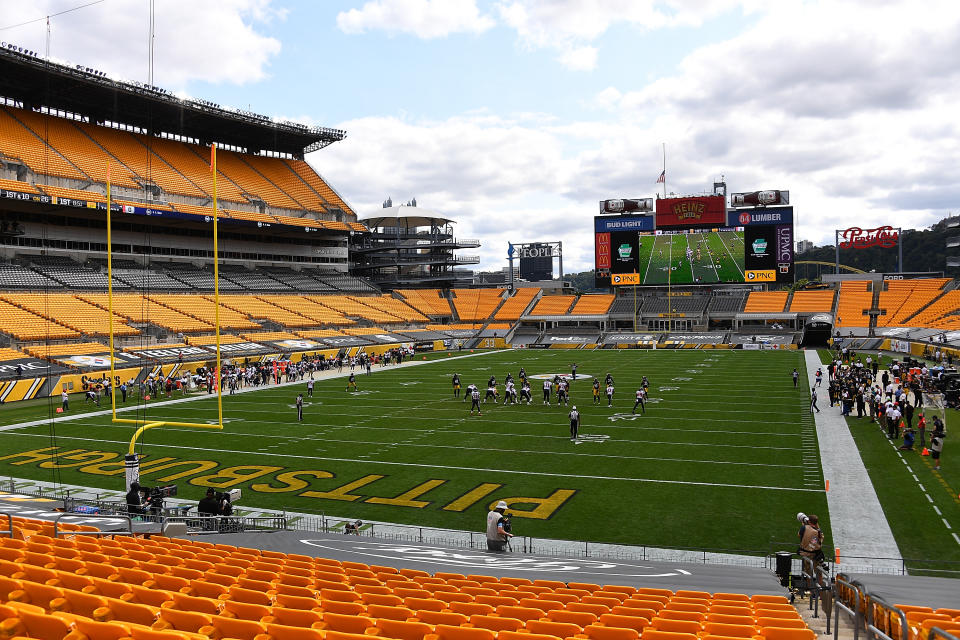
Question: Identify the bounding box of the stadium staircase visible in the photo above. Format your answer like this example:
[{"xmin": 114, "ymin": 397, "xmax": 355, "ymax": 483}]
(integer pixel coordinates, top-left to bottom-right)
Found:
[{"xmin": 462, "ymin": 291, "xmax": 511, "ymax": 348}]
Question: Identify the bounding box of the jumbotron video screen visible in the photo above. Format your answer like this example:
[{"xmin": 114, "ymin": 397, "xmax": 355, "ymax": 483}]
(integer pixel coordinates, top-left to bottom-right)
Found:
[{"xmin": 595, "ymin": 196, "xmax": 794, "ymax": 287}]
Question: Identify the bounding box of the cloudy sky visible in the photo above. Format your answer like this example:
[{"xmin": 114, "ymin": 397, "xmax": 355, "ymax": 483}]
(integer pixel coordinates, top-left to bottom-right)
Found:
[{"xmin": 3, "ymin": 0, "xmax": 959, "ymax": 272}]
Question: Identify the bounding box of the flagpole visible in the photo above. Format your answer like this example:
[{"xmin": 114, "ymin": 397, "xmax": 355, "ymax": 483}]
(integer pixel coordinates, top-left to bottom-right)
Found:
[{"xmin": 662, "ymin": 143, "xmax": 666, "ymax": 199}]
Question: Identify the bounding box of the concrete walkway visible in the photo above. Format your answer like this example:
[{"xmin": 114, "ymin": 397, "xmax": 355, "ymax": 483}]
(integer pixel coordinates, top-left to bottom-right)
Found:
[{"xmin": 805, "ymin": 350, "xmax": 903, "ymax": 572}]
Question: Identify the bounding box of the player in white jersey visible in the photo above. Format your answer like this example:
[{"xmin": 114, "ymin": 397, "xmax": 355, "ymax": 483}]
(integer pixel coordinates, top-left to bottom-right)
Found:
[
  {"xmin": 633, "ymin": 387, "xmax": 646, "ymax": 414},
  {"xmin": 469, "ymin": 387, "xmax": 482, "ymax": 415},
  {"xmin": 542, "ymin": 379, "xmax": 552, "ymax": 404},
  {"xmin": 606, "ymin": 383, "xmax": 615, "ymax": 407}
]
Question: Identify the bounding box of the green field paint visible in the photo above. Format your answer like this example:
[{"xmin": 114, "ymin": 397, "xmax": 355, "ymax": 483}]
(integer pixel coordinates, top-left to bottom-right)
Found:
[
  {"xmin": 442, "ymin": 483, "xmax": 503, "ymax": 512},
  {"xmin": 251, "ymin": 470, "xmax": 335, "ymax": 493},
  {"xmin": 365, "ymin": 479, "xmax": 447, "ymax": 508},
  {"xmin": 190, "ymin": 465, "xmax": 284, "ymax": 489},
  {"xmin": 300, "ymin": 474, "xmax": 385, "ymax": 502},
  {"xmin": 496, "ymin": 489, "xmax": 578, "ymax": 520}
]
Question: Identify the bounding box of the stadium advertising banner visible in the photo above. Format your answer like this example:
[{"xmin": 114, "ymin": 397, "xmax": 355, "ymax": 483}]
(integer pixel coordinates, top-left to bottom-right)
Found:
[
  {"xmin": 726, "ymin": 206, "xmax": 793, "ymax": 227},
  {"xmin": 655, "ymin": 195, "xmax": 726, "ymax": 228},
  {"xmin": 744, "ymin": 223, "xmax": 794, "ymax": 283},
  {"xmin": 594, "ymin": 215, "xmax": 654, "ymax": 287}
]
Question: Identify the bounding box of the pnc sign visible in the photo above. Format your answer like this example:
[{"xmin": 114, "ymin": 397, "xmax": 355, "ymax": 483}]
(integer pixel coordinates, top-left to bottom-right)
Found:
[
  {"xmin": 611, "ymin": 273, "xmax": 640, "ymax": 285},
  {"xmin": 838, "ymin": 226, "xmax": 900, "ymax": 249}
]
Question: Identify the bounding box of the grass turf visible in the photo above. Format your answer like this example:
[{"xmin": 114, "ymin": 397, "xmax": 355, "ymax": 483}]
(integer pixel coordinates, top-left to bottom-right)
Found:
[
  {"xmin": 816, "ymin": 349, "xmax": 960, "ymax": 570},
  {"xmin": 0, "ymin": 349, "xmax": 827, "ymax": 553}
]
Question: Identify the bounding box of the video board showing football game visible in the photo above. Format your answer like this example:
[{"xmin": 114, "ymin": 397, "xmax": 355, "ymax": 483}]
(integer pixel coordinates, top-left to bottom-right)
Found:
[{"xmin": 594, "ymin": 197, "xmax": 794, "ymax": 287}]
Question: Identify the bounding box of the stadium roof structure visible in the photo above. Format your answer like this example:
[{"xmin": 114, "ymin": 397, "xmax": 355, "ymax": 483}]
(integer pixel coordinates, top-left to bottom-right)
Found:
[
  {"xmin": 0, "ymin": 47, "xmax": 345, "ymax": 157},
  {"xmin": 360, "ymin": 205, "xmax": 454, "ymax": 229}
]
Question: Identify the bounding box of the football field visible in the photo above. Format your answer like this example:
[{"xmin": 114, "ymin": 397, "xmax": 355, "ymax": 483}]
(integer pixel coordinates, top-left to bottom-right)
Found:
[{"xmin": 0, "ymin": 349, "xmax": 825, "ymax": 553}]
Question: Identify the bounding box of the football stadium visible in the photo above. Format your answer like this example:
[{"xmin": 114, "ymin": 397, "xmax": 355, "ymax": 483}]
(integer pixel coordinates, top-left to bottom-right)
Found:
[{"xmin": 0, "ymin": 8, "xmax": 958, "ymax": 640}]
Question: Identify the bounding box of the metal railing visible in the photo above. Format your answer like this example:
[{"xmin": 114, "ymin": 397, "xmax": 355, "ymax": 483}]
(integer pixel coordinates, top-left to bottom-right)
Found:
[
  {"xmin": 834, "ymin": 575, "xmax": 861, "ymax": 640},
  {"xmin": 0, "ymin": 512, "xmax": 12, "ymax": 538},
  {"xmin": 929, "ymin": 629, "xmax": 960, "ymax": 640},
  {"xmin": 865, "ymin": 594, "xmax": 908, "ymax": 640},
  {"xmin": 53, "ymin": 512, "xmax": 133, "ymax": 537},
  {"xmin": 800, "ymin": 555, "xmax": 833, "ymax": 630}
]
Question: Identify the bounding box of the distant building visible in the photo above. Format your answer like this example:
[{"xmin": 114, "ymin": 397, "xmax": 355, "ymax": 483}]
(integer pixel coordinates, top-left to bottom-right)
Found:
[{"xmin": 796, "ymin": 239, "xmax": 814, "ymax": 254}]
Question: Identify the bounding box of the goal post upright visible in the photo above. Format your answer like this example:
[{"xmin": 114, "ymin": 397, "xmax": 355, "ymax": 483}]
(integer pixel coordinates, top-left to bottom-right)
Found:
[{"xmin": 105, "ymin": 152, "xmax": 225, "ymax": 489}]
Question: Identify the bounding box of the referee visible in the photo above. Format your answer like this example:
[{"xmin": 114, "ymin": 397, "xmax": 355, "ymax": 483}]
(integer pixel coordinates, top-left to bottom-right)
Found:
[
  {"xmin": 569, "ymin": 405, "xmax": 580, "ymax": 442},
  {"xmin": 296, "ymin": 393, "xmax": 304, "ymax": 421}
]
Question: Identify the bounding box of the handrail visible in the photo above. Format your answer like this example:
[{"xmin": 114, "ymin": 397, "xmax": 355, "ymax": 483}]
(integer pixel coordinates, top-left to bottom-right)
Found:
[
  {"xmin": 800, "ymin": 554, "xmax": 832, "ymax": 625},
  {"xmin": 834, "ymin": 575, "xmax": 860, "ymax": 640},
  {"xmin": 865, "ymin": 594, "xmax": 908, "ymax": 640},
  {"xmin": 0, "ymin": 512, "xmax": 12, "ymax": 538},
  {"xmin": 53, "ymin": 512, "xmax": 133, "ymax": 537},
  {"xmin": 929, "ymin": 629, "xmax": 960, "ymax": 640}
]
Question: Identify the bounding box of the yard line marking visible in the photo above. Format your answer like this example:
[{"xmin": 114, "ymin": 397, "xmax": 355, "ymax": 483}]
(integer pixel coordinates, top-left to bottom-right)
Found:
[
  {"xmin": 934, "ymin": 506, "xmax": 942, "ymax": 516},
  {"xmin": 954, "ymin": 533, "xmax": 960, "ymax": 546},
  {"xmin": 0, "ymin": 432, "xmax": 820, "ymax": 492},
  {"xmin": 925, "ymin": 493, "xmax": 934, "ymax": 503},
  {"xmin": 943, "ymin": 519, "xmax": 952, "ymax": 530}
]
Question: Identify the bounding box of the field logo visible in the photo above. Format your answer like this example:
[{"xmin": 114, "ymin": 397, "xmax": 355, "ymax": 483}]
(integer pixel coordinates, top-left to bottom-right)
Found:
[
  {"xmin": 617, "ymin": 244, "xmax": 632, "ymax": 259},
  {"xmin": 575, "ymin": 434, "xmax": 609, "ymax": 444}
]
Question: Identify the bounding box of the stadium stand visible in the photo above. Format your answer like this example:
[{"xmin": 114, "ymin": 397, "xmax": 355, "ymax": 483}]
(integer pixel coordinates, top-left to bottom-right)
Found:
[
  {"xmin": 215, "ymin": 295, "xmax": 316, "ymax": 328},
  {"xmin": 0, "ymin": 346, "xmax": 28, "ymax": 362},
  {"xmin": 0, "ymin": 298, "xmax": 80, "ymax": 340},
  {"xmin": 0, "ymin": 262, "xmax": 60, "ymax": 289},
  {"xmin": 310, "ymin": 295, "xmax": 403, "ymax": 324},
  {"xmin": 877, "ymin": 279, "xmax": 950, "ymax": 327},
  {"xmin": 159, "ymin": 263, "xmax": 242, "ymax": 291},
  {"xmin": 286, "ymin": 158, "xmax": 354, "ymax": 215},
  {"xmin": 27, "ymin": 256, "xmax": 117, "ymax": 290},
  {"xmin": 184, "ymin": 333, "xmax": 251, "ymax": 346},
  {"xmin": 641, "ymin": 296, "xmax": 710, "ymax": 316},
  {"xmin": 218, "ymin": 266, "xmax": 291, "ymax": 292},
  {"xmin": 296, "ymin": 328, "xmax": 349, "ymax": 339},
  {"xmin": 910, "ymin": 290, "xmax": 960, "ymax": 329},
  {"xmin": 214, "ymin": 148, "xmax": 302, "ymax": 210},
  {"xmin": 743, "ymin": 292, "xmax": 789, "ymax": 313},
  {"xmin": 257, "ymin": 295, "xmax": 353, "ymax": 326},
  {"xmin": 570, "ymin": 294, "xmax": 615, "ymax": 315},
  {"xmin": 529, "ymin": 295, "xmax": 576, "ymax": 316},
  {"xmin": 396, "ymin": 290, "xmax": 454, "ymax": 318},
  {"xmin": 24, "ymin": 342, "xmax": 111, "ymax": 359},
  {"xmin": 706, "ymin": 294, "xmax": 747, "ymax": 314},
  {"xmin": 0, "ymin": 177, "xmax": 39, "ymax": 193},
  {"xmin": 451, "ymin": 289, "xmax": 504, "ymax": 322},
  {"xmin": 0, "ymin": 514, "xmax": 809, "ymax": 640},
  {"xmin": 0, "ymin": 107, "xmax": 88, "ymax": 182},
  {"xmin": 835, "ymin": 281, "xmax": 872, "ymax": 328},
  {"xmin": 319, "ymin": 274, "xmax": 378, "ymax": 294},
  {"xmin": 609, "ymin": 296, "xmax": 642, "ymax": 315},
  {"xmin": 362, "ymin": 295, "xmax": 429, "ymax": 322},
  {"xmin": 78, "ymin": 293, "xmax": 213, "ymax": 333},
  {"xmin": 262, "ymin": 267, "xmax": 336, "ymax": 292},
  {"xmin": 0, "ymin": 293, "xmax": 139, "ymax": 337},
  {"xmin": 494, "ymin": 288, "xmax": 540, "ymax": 321},
  {"xmin": 788, "ymin": 290, "xmax": 835, "ymax": 313},
  {"xmin": 111, "ymin": 268, "xmax": 193, "ymax": 291},
  {"xmin": 239, "ymin": 330, "xmax": 303, "ymax": 342},
  {"xmin": 148, "ymin": 295, "xmax": 262, "ymax": 331}
]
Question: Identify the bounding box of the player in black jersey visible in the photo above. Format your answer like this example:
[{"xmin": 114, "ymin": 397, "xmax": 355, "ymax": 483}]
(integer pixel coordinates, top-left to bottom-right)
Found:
[
  {"xmin": 346, "ymin": 373, "xmax": 357, "ymax": 392},
  {"xmin": 452, "ymin": 373, "xmax": 461, "ymax": 399},
  {"xmin": 592, "ymin": 378, "xmax": 601, "ymax": 404}
]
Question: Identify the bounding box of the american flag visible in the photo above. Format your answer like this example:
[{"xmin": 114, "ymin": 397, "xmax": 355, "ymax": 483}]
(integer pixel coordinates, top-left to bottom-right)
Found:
[{"xmin": 656, "ymin": 170, "xmax": 665, "ymax": 184}]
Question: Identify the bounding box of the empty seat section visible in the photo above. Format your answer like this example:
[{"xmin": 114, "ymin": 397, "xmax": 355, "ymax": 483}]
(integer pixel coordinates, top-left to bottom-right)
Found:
[
  {"xmin": 0, "ymin": 262, "xmax": 61, "ymax": 289},
  {"xmin": 880, "ymin": 279, "xmax": 951, "ymax": 327},
  {"xmin": 258, "ymin": 295, "xmax": 353, "ymax": 325},
  {"xmin": 835, "ymin": 281, "xmax": 872, "ymax": 328},
  {"xmin": 240, "ymin": 153, "xmax": 328, "ymax": 210},
  {"xmin": 308, "ymin": 295, "xmax": 402, "ymax": 324},
  {"xmin": 396, "ymin": 289, "xmax": 454, "ymax": 317},
  {"xmin": 78, "ymin": 293, "xmax": 212, "ymax": 333},
  {"xmin": 494, "ymin": 287, "xmax": 540, "ymax": 320},
  {"xmin": 148, "ymin": 294, "xmax": 260, "ymax": 330},
  {"xmin": 0, "ymin": 293, "xmax": 138, "ymax": 337},
  {"xmin": 571, "ymin": 294, "xmax": 615, "ymax": 315},
  {"xmin": 529, "ymin": 295, "xmax": 576, "ymax": 316},
  {"xmin": 0, "ymin": 298, "xmax": 80, "ymax": 340},
  {"xmin": 362, "ymin": 295, "xmax": 429, "ymax": 322},
  {"xmin": 0, "ymin": 107, "xmax": 88, "ymax": 181},
  {"xmin": 450, "ymin": 289, "xmax": 504, "ymax": 322},
  {"xmin": 12, "ymin": 107, "xmax": 139, "ymax": 189},
  {"xmin": 215, "ymin": 295, "xmax": 314, "ymax": 327},
  {"xmin": 743, "ymin": 291, "xmax": 788, "ymax": 313},
  {"xmin": 285, "ymin": 158, "xmax": 355, "ymax": 215},
  {"xmin": 788, "ymin": 290, "xmax": 835, "ymax": 313}
]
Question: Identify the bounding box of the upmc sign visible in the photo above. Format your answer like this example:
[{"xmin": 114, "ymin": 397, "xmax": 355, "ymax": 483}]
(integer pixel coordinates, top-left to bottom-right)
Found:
[
  {"xmin": 655, "ymin": 195, "xmax": 726, "ymax": 228},
  {"xmin": 726, "ymin": 206, "xmax": 794, "ymax": 227}
]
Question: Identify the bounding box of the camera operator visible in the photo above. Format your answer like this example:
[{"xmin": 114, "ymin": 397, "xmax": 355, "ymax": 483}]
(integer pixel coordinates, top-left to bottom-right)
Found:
[
  {"xmin": 486, "ymin": 501, "xmax": 514, "ymax": 552},
  {"xmin": 125, "ymin": 482, "xmax": 146, "ymax": 516},
  {"xmin": 797, "ymin": 513, "xmax": 827, "ymax": 585},
  {"xmin": 198, "ymin": 488, "xmax": 221, "ymax": 517}
]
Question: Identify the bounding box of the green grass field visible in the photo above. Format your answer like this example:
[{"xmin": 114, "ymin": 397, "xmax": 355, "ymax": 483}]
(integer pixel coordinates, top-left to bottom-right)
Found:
[
  {"xmin": 0, "ymin": 349, "xmax": 826, "ymax": 554},
  {"xmin": 816, "ymin": 350, "xmax": 960, "ymax": 570},
  {"xmin": 640, "ymin": 231, "xmax": 745, "ymax": 285}
]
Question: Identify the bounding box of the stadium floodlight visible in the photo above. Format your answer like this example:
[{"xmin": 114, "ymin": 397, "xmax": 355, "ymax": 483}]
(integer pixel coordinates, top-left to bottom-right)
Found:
[{"xmin": 105, "ymin": 153, "xmax": 226, "ymax": 491}]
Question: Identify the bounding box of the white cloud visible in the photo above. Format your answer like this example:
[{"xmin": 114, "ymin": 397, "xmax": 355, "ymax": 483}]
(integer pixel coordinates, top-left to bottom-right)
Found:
[
  {"xmin": 313, "ymin": 0, "xmax": 960, "ymax": 272},
  {"xmin": 0, "ymin": 0, "xmax": 283, "ymax": 88},
  {"xmin": 497, "ymin": 0, "xmax": 751, "ymax": 70},
  {"xmin": 337, "ymin": 0, "xmax": 494, "ymax": 38}
]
